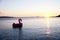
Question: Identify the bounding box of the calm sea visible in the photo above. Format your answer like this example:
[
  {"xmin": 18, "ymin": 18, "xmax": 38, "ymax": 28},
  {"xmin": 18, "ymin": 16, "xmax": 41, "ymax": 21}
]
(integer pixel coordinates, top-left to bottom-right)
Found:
[{"xmin": 0, "ymin": 18, "xmax": 60, "ymax": 40}]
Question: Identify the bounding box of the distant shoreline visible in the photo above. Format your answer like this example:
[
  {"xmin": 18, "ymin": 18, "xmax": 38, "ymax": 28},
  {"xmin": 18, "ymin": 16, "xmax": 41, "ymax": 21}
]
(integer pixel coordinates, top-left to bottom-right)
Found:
[
  {"xmin": 0, "ymin": 16, "xmax": 14, "ymax": 18},
  {"xmin": 0, "ymin": 16, "xmax": 60, "ymax": 18}
]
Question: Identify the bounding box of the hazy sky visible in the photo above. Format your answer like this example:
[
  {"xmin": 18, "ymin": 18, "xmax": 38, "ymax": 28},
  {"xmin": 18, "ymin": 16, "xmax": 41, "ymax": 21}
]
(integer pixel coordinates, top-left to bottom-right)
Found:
[{"xmin": 0, "ymin": 0, "xmax": 60, "ymax": 17}]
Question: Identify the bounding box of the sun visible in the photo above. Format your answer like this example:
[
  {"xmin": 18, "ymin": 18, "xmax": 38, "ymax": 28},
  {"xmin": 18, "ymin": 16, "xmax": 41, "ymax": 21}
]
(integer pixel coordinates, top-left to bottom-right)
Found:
[
  {"xmin": 44, "ymin": 13, "xmax": 51, "ymax": 17},
  {"xmin": 42, "ymin": 11, "xmax": 56, "ymax": 18},
  {"xmin": 41, "ymin": 12, "xmax": 51, "ymax": 18}
]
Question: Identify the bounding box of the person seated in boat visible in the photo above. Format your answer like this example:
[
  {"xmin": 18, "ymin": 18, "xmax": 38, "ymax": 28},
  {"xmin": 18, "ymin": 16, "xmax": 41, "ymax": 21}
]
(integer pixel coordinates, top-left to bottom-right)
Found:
[{"xmin": 18, "ymin": 18, "xmax": 22, "ymax": 24}]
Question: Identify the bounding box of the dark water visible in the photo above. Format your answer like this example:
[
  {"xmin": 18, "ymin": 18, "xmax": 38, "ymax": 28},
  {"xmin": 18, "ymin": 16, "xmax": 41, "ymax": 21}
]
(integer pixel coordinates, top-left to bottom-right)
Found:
[{"xmin": 0, "ymin": 18, "xmax": 60, "ymax": 40}]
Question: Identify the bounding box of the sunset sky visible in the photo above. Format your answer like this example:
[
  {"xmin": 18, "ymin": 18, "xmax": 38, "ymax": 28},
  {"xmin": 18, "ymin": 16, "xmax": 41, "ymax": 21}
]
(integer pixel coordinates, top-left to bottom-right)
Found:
[{"xmin": 0, "ymin": 0, "xmax": 60, "ymax": 17}]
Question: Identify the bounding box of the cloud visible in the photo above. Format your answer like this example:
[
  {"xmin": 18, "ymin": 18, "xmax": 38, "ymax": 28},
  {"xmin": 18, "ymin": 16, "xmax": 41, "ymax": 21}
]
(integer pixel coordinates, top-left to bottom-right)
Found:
[{"xmin": 0, "ymin": 12, "xmax": 3, "ymax": 14}]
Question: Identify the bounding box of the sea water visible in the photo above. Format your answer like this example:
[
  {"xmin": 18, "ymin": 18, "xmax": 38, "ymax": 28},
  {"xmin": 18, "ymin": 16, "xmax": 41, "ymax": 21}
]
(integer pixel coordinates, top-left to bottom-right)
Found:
[{"xmin": 0, "ymin": 18, "xmax": 60, "ymax": 40}]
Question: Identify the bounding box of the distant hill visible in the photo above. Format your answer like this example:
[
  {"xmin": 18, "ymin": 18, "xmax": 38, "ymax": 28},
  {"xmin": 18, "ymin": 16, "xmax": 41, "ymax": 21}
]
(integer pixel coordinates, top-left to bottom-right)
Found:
[
  {"xmin": 0, "ymin": 16, "xmax": 14, "ymax": 18},
  {"xmin": 56, "ymin": 15, "xmax": 60, "ymax": 17}
]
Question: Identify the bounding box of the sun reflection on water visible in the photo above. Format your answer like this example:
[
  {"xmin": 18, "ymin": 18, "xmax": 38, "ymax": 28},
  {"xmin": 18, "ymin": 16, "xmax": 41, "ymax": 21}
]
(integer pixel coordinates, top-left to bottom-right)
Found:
[
  {"xmin": 46, "ymin": 18, "xmax": 50, "ymax": 28},
  {"xmin": 45, "ymin": 18, "xmax": 51, "ymax": 36},
  {"xmin": 46, "ymin": 31, "xmax": 50, "ymax": 34}
]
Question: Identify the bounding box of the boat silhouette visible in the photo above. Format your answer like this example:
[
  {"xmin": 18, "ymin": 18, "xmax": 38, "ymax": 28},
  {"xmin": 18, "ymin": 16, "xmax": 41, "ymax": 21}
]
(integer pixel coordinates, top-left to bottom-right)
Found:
[{"xmin": 12, "ymin": 18, "xmax": 23, "ymax": 28}]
